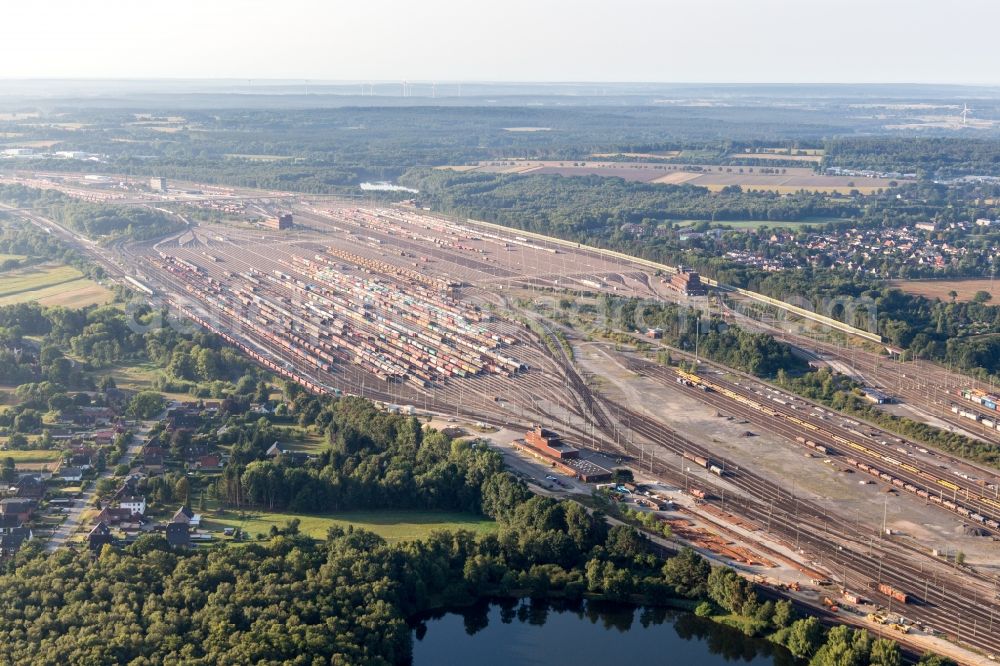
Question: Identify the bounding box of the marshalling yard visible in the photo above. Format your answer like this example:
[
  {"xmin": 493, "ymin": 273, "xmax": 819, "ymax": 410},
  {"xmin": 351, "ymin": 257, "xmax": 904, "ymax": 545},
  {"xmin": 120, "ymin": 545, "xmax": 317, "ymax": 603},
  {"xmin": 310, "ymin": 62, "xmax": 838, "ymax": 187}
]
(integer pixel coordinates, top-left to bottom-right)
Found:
[{"xmin": 5, "ymin": 171, "xmax": 1000, "ymax": 663}]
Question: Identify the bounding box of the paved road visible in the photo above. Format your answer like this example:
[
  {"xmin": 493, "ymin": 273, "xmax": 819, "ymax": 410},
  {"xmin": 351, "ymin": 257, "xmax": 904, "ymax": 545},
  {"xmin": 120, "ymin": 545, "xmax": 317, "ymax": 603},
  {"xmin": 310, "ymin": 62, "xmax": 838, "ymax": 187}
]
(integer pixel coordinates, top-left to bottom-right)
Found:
[{"xmin": 45, "ymin": 425, "xmax": 149, "ymax": 551}]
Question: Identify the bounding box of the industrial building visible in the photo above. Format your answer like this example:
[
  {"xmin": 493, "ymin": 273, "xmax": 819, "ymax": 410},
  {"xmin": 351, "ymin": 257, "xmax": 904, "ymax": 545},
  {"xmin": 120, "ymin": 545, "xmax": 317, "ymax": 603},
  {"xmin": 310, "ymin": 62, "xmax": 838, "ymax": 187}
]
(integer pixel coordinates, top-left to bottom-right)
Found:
[
  {"xmin": 150, "ymin": 177, "xmax": 167, "ymax": 191},
  {"xmin": 669, "ymin": 267, "xmax": 707, "ymax": 296},
  {"xmin": 263, "ymin": 213, "xmax": 293, "ymax": 230},
  {"xmin": 524, "ymin": 426, "xmax": 578, "ymax": 460}
]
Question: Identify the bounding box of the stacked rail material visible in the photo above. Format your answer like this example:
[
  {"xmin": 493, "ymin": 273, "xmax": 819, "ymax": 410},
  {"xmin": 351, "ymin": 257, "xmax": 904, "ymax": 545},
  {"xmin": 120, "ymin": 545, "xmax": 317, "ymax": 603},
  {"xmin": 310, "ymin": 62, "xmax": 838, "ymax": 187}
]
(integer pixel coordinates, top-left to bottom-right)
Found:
[
  {"xmin": 324, "ymin": 245, "xmax": 458, "ymax": 290},
  {"xmin": 675, "ymin": 368, "xmax": 1000, "ymax": 529},
  {"xmin": 151, "ymin": 247, "xmax": 522, "ymax": 388}
]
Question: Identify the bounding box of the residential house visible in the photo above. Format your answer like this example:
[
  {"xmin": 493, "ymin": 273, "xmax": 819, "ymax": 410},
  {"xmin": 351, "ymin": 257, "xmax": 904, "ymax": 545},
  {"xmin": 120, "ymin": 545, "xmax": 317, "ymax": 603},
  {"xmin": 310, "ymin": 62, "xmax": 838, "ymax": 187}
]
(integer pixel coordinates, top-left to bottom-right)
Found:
[
  {"xmin": 165, "ymin": 522, "xmax": 190, "ymax": 548},
  {"xmin": 265, "ymin": 442, "xmax": 309, "ymax": 466},
  {"xmin": 90, "ymin": 429, "xmax": 117, "ymax": 446},
  {"xmin": 88, "ymin": 522, "xmax": 114, "ymax": 551},
  {"xmin": 0, "ymin": 527, "xmax": 32, "ymax": 557},
  {"xmin": 141, "ymin": 444, "xmax": 165, "ymax": 473},
  {"xmin": 166, "ymin": 408, "xmax": 200, "ymax": 430},
  {"xmin": 13, "ymin": 475, "xmax": 45, "ymax": 499},
  {"xmin": 68, "ymin": 447, "xmax": 98, "ymax": 470},
  {"xmin": 92, "ymin": 507, "xmax": 143, "ymax": 528},
  {"xmin": 0, "ymin": 498, "xmax": 36, "ymax": 522},
  {"xmin": 171, "ymin": 505, "xmax": 201, "ymax": 528},
  {"xmin": 195, "ymin": 454, "xmax": 221, "ymax": 470},
  {"xmin": 58, "ymin": 467, "xmax": 83, "ymax": 483},
  {"xmin": 0, "ymin": 514, "xmax": 24, "ymax": 535},
  {"xmin": 117, "ymin": 494, "xmax": 146, "ymax": 515}
]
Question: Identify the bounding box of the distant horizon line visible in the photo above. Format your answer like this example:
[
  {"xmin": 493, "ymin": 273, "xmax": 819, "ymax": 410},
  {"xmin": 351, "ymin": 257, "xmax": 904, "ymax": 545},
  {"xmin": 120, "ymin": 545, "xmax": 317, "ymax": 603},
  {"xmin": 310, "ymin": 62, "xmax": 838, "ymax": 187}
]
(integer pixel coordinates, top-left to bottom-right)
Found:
[{"xmin": 0, "ymin": 78, "xmax": 998, "ymax": 87}]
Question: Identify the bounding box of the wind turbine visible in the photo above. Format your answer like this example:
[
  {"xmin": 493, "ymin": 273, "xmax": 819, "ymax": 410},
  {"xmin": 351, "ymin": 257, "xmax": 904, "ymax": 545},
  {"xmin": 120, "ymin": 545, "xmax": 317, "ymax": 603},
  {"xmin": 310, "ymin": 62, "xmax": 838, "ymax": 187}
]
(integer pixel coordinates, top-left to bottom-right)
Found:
[{"xmin": 961, "ymin": 103, "xmax": 973, "ymax": 125}]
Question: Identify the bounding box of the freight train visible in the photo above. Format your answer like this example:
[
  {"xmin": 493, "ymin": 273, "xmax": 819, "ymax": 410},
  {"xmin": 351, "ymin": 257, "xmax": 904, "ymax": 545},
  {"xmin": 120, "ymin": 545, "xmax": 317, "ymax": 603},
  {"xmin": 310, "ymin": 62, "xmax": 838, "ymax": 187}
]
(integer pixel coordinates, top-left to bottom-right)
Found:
[
  {"xmin": 675, "ymin": 369, "xmax": 1000, "ymax": 530},
  {"xmin": 682, "ymin": 451, "xmax": 725, "ymax": 476}
]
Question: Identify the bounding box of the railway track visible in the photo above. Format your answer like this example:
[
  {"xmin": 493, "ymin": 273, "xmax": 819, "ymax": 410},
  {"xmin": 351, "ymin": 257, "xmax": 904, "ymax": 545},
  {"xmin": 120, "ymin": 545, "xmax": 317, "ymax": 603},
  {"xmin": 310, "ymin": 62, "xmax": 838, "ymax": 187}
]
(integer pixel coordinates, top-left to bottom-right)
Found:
[
  {"xmin": 727, "ymin": 304, "xmax": 1000, "ymax": 447},
  {"xmin": 18, "ymin": 202, "xmax": 1000, "ymax": 656},
  {"xmin": 592, "ymin": 393, "xmax": 1000, "ymax": 656},
  {"xmin": 626, "ymin": 358, "xmax": 1000, "ymax": 533}
]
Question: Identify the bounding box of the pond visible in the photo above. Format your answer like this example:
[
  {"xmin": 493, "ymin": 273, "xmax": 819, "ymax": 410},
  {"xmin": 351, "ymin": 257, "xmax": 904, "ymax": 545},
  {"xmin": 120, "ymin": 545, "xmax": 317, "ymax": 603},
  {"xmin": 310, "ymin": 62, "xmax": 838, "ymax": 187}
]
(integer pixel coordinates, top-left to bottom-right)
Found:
[{"xmin": 410, "ymin": 598, "xmax": 796, "ymax": 665}]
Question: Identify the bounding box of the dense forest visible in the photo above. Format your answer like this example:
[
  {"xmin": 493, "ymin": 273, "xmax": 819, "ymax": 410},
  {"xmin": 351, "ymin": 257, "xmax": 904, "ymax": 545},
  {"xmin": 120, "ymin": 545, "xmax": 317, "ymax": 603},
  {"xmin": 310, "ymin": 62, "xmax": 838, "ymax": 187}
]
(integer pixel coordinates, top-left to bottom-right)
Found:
[
  {"xmin": 0, "ymin": 184, "xmax": 182, "ymax": 241},
  {"xmin": 824, "ymin": 137, "xmax": 1000, "ymax": 178},
  {"xmin": 0, "ymin": 390, "xmax": 935, "ymax": 665},
  {"xmin": 5, "ymin": 101, "xmax": 998, "ymax": 195},
  {"xmin": 599, "ymin": 296, "xmax": 807, "ymax": 378},
  {"xmin": 0, "ymin": 219, "xmax": 104, "ymax": 276},
  {"xmin": 401, "ymin": 168, "xmax": 859, "ymax": 228},
  {"xmin": 0, "ymin": 295, "xmax": 261, "ymax": 441}
]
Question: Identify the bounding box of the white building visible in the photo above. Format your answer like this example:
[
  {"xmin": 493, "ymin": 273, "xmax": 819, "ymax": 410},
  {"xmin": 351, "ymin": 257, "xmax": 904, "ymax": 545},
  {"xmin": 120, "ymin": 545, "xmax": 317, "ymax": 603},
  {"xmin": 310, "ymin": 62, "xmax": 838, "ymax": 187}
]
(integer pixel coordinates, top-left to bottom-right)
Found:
[{"xmin": 118, "ymin": 495, "xmax": 146, "ymax": 515}]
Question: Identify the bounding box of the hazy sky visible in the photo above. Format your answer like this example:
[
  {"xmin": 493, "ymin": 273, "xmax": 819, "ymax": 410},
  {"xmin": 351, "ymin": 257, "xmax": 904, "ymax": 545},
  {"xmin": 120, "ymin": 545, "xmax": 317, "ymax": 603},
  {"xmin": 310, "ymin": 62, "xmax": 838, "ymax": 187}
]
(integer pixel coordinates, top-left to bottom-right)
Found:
[{"xmin": 5, "ymin": 0, "xmax": 999, "ymax": 84}]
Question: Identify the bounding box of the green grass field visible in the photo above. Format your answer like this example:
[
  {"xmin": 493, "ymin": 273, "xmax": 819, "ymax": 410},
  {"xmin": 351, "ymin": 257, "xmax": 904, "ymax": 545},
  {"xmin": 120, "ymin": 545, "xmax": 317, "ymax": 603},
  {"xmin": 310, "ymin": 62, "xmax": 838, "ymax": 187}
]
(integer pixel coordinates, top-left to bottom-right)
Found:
[
  {"xmin": 713, "ymin": 219, "xmax": 839, "ymax": 230},
  {"xmin": 0, "ymin": 262, "xmax": 113, "ymax": 307},
  {"xmin": 99, "ymin": 362, "xmax": 190, "ymax": 402},
  {"xmin": 270, "ymin": 425, "xmax": 328, "ymax": 452},
  {"xmin": 0, "ymin": 252, "xmax": 27, "ymax": 263},
  {"xmin": 203, "ymin": 509, "xmax": 497, "ymax": 542},
  {"xmin": 0, "ymin": 449, "xmax": 63, "ymax": 463}
]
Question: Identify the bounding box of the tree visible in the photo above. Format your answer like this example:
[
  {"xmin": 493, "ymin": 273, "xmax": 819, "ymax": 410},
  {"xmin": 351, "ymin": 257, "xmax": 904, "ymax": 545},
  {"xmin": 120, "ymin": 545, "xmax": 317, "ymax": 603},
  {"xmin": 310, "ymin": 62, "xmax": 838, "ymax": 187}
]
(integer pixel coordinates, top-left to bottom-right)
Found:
[
  {"xmin": 47, "ymin": 393, "xmax": 74, "ymax": 414},
  {"xmin": 662, "ymin": 547, "xmax": 711, "ymax": 598},
  {"xmin": 772, "ymin": 599, "xmax": 795, "ymax": 628},
  {"xmin": 706, "ymin": 566, "xmax": 755, "ymax": 614},
  {"xmin": 784, "ymin": 616, "xmax": 824, "ymax": 659},
  {"xmin": 612, "ymin": 468, "xmax": 634, "ymax": 484},
  {"xmin": 480, "ymin": 472, "xmax": 530, "ymax": 521},
  {"xmin": 808, "ymin": 625, "xmax": 871, "ymax": 666},
  {"xmin": 869, "ymin": 638, "xmax": 902, "ymax": 666},
  {"xmin": 973, "ymin": 290, "xmax": 992, "ymax": 303},
  {"xmin": 948, "ymin": 290, "xmax": 958, "ymax": 303},
  {"xmin": 128, "ymin": 391, "xmax": 164, "ymax": 419},
  {"xmin": 0, "ymin": 457, "xmax": 15, "ymax": 484},
  {"xmin": 175, "ymin": 477, "xmax": 191, "ymax": 504}
]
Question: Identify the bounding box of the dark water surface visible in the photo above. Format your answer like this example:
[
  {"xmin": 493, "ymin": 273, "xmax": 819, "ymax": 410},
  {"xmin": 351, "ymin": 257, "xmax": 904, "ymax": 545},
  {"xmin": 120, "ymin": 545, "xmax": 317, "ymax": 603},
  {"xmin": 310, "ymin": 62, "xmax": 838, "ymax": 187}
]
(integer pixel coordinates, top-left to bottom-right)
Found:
[{"xmin": 410, "ymin": 598, "xmax": 796, "ymax": 665}]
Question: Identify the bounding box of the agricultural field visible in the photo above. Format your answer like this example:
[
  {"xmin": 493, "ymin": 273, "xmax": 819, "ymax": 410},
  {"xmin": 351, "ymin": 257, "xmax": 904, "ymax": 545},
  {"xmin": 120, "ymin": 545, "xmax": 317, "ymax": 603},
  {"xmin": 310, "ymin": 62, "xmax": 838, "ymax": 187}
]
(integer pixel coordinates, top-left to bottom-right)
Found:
[
  {"xmin": 0, "ymin": 449, "xmax": 63, "ymax": 464},
  {"xmin": 889, "ymin": 278, "xmax": 1000, "ymax": 303},
  {"xmin": 709, "ymin": 219, "xmax": 837, "ymax": 230},
  {"xmin": 0, "ymin": 262, "xmax": 113, "ymax": 307},
  {"xmin": 590, "ymin": 150, "xmax": 682, "ymax": 159},
  {"xmin": 203, "ymin": 509, "xmax": 497, "ymax": 542},
  {"xmin": 0, "ymin": 252, "xmax": 26, "ymax": 263},
  {"xmin": 439, "ymin": 159, "xmax": 900, "ymax": 194},
  {"xmin": 727, "ymin": 147, "xmax": 824, "ymax": 162},
  {"xmin": 726, "ymin": 152, "xmax": 824, "ymax": 163},
  {"xmin": 224, "ymin": 154, "xmax": 296, "ymax": 162}
]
